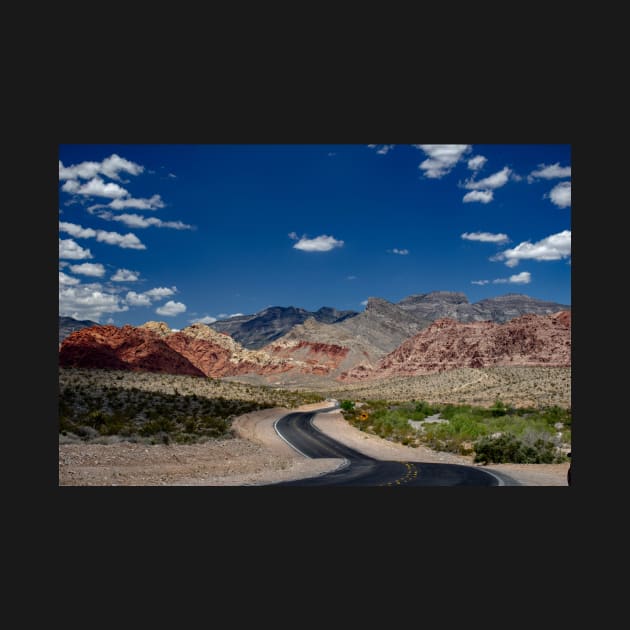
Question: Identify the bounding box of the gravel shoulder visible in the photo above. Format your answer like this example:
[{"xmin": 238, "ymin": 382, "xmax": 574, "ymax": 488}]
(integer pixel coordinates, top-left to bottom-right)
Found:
[{"xmin": 59, "ymin": 403, "xmax": 569, "ymax": 486}]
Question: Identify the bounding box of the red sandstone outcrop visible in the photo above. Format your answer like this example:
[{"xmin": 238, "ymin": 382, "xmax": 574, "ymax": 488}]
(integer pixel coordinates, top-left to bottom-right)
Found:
[
  {"xmin": 59, "ymin": 325, "xmax": 206, "ymax": 376},
  {"xmin": 340, "ymin": 311, "xmax": 571, "ymax": 381}
]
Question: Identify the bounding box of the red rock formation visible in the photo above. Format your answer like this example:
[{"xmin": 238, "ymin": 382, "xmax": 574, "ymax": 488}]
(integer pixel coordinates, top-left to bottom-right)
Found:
[
  {"xmin": 341, "ymin": 311, "xmax": 571, "ymax": 381},
  {"xmin": 264, "ymin": 340, "xmax": 349, "ymax": 374},
  {"xmin": 59, "ymin": 325, "xmax": 206, "ymax": 376}
]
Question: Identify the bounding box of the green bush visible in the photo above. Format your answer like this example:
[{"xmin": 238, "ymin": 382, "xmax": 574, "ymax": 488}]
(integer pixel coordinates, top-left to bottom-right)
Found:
[
  {"xmin": 473, "ymin": 433, "xmax": 559, "ymax": 464},
  {"xmin": 340, "ymin": 400, "xmax": 355, "ymax": 411}
]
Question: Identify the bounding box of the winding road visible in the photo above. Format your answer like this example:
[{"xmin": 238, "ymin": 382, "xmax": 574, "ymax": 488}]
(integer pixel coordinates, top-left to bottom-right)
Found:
[{"xmin": 273, "ymin": 406, "xmax": 514, "ymax": 486}]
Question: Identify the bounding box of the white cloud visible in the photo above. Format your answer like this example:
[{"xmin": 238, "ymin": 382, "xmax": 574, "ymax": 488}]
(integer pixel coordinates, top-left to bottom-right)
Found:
[
  {"xmin": 347, "ymin": 275, "xmax": 357, "ymax": 280},
  {"xmin": 59, "ymin": 154, "xmax": 144, "ymax": 181},
  {"xmin": 125, "ymin": 291, "xmax": 152, "ymax": 307},
  {"xmin": 293, "ymin": 234, "xmax": 344, "ymax": 252},
  {"xmin": 168, "ymin": 173, "xmax": 177, "ymax": 179},
  {"xmin": 59, "ymin": 271, "xmax": 80, "ymax": 286},
  {"xmin": 464, "ymin": 166, "xmax": 511, "ymax": 190},
  {"xmin": 59, "ymin": 283, "xmax": 129, "ymax": 322},
  {"xmin": 59, "ymin": 221, "xmax": 146, "ymax": 250},
  {"xmin": 69, "ymin": 262, "xmax": 106, "ymax": 277},
  {"xmin": 97, "ymin": 211, "xmax": 193, "ymax": 230},
  {"xmin": 414, "ymin": 145, "xmax": 471, "ymax": 178},
  {"xmin": 59, "ymin": 238, "xmax": 93, "ymax": 260},
  {"xmin": 288, "ymin": 231, "xmax": 298, "ymax": 240},
  {"xmin": 461, "ymin": 231, "xmax": 509, "ymax": 244},
  {"xmin": 463, "ymin": 190, "xmax": 494, "ymax": 204},
  {"xmin": 59, "ymin": 222, "xmax": 96, "ymax": 238},
  {"xmin": 218, "ymin": 313, "xmax": 244, "ymax": 319},
  {"xmin": 368, "ymin": 145, "xmax": 395, "ymax": 155},
  {"xmin": 389, "ymin": 248, "xmax": 409, "ymax": 255},
  {"xmin": 473, "ymin": 271, "xmax": 532, "ymax": 285},
  {"xmin": 94, "ymin": 230, "xmax": 146, "ymax": 250},
  {"xmin": 156, "ymin": 300, "xmax": 187, "ymax": 316},
  {"xmin": 191, "ymin": 315, "xmax": 217, "ymax": 324},
  {"xmin": 493, "ymin": 271, "xmax": 532, "ymax": 284},
  {"xmin": 467, "ymin": 155, "xmax": 487, "ymax": 171},
  {"xmin": 109, "ymin": 194, "xmax": 165, "ymax": 210},
  {"xmin": 100, "ymin": 154, "xmax": 144, "ymax": 180},
  {"xmin": 111, "ymin": 268, "xmax": 140, "ymax": 282},
  {"xmin": 492, "ymin": 230, "xmax": 571, "ymax": 267},
  {"xmin": 67, "ymin": 177, "xmax": 129, "ymax": 199},
  {"xmin": 144, "ymin": 286, "xmax": 176, "ymax": 300},
  {"xmin": 528, "ymin": 162, "xmax": 571, "ymax": 182},
  {"xmin": 360, "ymin": 300, "xmax": 368, "ymax": 306},
  {"xmin": 546, "ymin": 181, "xmax": 571, "ymax": 208}
]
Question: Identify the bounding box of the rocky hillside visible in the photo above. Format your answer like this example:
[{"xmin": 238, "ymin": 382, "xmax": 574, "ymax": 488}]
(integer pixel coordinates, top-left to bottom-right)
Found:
[
  {"xmin": 60, "ymin": 321, "xmax": 321, "ymax": 378},
  {"xmin": 396, "ymin": 291, "xmax": 570, "ymax": 323},
  {"xmin": 209, "ymin": 306, "xmax": 357, "ymax": 349},
  {"xmin": 58, "ymin": 316, "xmax": 99, "ymax": 345},
  {"xmin": 341, "ymin": 311, "xmax": 571, "ymax": 381}
]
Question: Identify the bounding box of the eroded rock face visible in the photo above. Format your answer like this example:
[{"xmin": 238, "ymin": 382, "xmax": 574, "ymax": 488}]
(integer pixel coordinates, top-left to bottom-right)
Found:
[
  {"xmin": 59, "ymin": 325, "xmax": 206, "ymax": 377},
  {"xmin": 340, "ymin": 311, "xmax": 571, "ymax": 381}
]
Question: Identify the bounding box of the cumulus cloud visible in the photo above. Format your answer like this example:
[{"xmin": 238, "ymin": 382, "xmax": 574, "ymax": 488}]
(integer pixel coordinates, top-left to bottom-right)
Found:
[
  {"xmin": 191, "ymin": 315, "xmax": 217, "ymax": 324},
  {"xmin": 59, "ymin": 222, "xmax": 146, "ymax": 250},
  {"xmin": 414, "ymin": 145, "xmax": 471, "ymax": 178},
  {"xmin": 367, "ymin": 144, "xmax": 395, "ymax": 155},
  {"xmin": 59, "ymin": 271, "xmax": 80, "ymax": 286},
  {"xmin": 360, "ymin": 300, "xmax": 368, "ymax": 306},
  {"xmin": 493, "ymin": 271, "xmax": 532, "ymax": 284},
  {"xmin": 125, "ymin": 291, "xmax": 152, "ymax": 307},
  {"xmin": 109, "ymin": 194, "xmax": 165, "ymax": 210},
  {"xmin": 464, "ymin": 166, "xmax": 511, "ymax": 190},
  {"xmin": 96, "ymin": 211, "xmax": 193, "ymax": 230},
  {"xmin": 473, "ymin": 271, "xmax": 532, "ymax": 285},
  {"xmin": 388, "ymin": 248, "xmax": 409, "ymax": 255},
  {"xmin": 546, "ymin": 181, "xmax": 571, "ymax": 208},
  {"xmin": 467, "ymin": 155, "xmax": 487, "ymax": 171},
  {"xmin": 94, "ymin": 230, "xmax": 146, "ymax": 250},
  {"xmin": 528, "ymin": 162, "xmax": 571, "ymax": 182},
  {"xmin": 288, "ymin": 231, "xmax": 299, "ymax": 240},
  {"xmin": 59, "ymin": 222, "xmax": 96, "ymax": 238},
  {"xmin": 59, "ymin": 283, "xmax": 129, "ymax": 321},
  {"xmin": 461, "ymin": 231, "xmax": 509, "ymax": 244},
  {"xmin": 293, "ymin": 234, "xmax": 344, "ymax": 252},
  {"xmin": 144, "ymin": 287, "xmax": 176, "ymax": 300},
  {"xmin": 492, "ymin": 230, "xmax": 571, "ymax": 267},
  {"xmin": 156, "ymin": 300, "xmax": 187, "ymax": 316},
  {"xmin": 111, "ymin": 268, "xmax": 140, "ymax": 282},
  {"xmin": 463, "ymin": 190, "xmax": 494, "ymax": 204},
  {"xmin": 69, "ymin": 262, "xmax": 106, "ymax": 277},
  {"xmin": 59, "ymin": 238, "xmax": 93, "ymax": 260},
  {"xmin": 59, "ymin": 154, "xmax": 144, "ymax": 181},
  {"xmin": 65, "ymin": 177, "xmax": 129, "ymax": 199}
]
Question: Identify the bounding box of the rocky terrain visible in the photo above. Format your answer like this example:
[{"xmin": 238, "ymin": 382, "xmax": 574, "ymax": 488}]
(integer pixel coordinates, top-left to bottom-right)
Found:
[
  {"xmin": 58, "ymin": 316, "xmax": 98, "ymax": 345},
  {"xmin": 341, "ymin": 311, "xmax": 571, "ymax": 381},
  {"xmin": 397, "ymin": 291, "xmax": 570, "ymax": 324},
  {"xmin": 209, "ymin": 305, "xmax": 357, "ymax": 348}
]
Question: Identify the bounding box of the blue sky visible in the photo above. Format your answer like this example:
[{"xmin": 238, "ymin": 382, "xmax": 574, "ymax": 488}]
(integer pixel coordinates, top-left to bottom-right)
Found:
[{"xmin": 58, "ymin": 144, "xmax": 571, "ymax": 328}]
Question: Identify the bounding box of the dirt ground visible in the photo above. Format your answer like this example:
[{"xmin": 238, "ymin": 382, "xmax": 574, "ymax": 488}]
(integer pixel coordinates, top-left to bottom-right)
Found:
[{"xmin": 58, "ymin": 403, "xmax": 569, "ymax": 486}]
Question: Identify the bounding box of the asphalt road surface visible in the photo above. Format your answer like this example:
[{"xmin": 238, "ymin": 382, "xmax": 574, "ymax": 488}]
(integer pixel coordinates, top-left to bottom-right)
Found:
[{"xmin": 273, "ymin": 408, "xmax": 512, "ymax": 486}]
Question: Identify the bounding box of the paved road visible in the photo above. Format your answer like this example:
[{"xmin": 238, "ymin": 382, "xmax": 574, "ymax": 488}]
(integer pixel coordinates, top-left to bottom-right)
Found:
[{"xmin": 273, "ymin": 407, "xmax": 511, "ymax": 486}]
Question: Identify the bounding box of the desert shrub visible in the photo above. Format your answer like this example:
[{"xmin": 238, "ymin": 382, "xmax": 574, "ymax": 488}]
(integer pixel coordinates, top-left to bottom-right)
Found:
[
  {"xmin": 473, "ymin": 433, "xmax": 559, "ymax": 464},
  {"xmin": 340, "ymin": 400, "xmax": 355, "ymax": 411}
]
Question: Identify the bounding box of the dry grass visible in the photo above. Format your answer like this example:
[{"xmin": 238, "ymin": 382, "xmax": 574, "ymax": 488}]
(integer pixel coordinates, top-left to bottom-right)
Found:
[
  {"xmin": 325, "ymin": 366, "xmax": 571, "ymax": 408},
  {"xmin": 59, "ymin": 367, "xmax": 325, "ymax": 408}
]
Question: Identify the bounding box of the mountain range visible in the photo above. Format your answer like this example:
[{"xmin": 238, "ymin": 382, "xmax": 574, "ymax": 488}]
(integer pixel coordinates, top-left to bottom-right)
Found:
[{"xmin": 59, "ymin": 291, "xmax": 571, "ymax": 384}]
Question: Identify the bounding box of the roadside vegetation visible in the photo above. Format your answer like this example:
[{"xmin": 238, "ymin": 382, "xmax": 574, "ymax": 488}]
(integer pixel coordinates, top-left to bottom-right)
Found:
[
  {"xmin": 59, "ymin": 368, "xmax": 324, "ymax": 444},
  {"xmin": 339, "ymin": 398, "xmax": 571, "ymax": 464}
]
